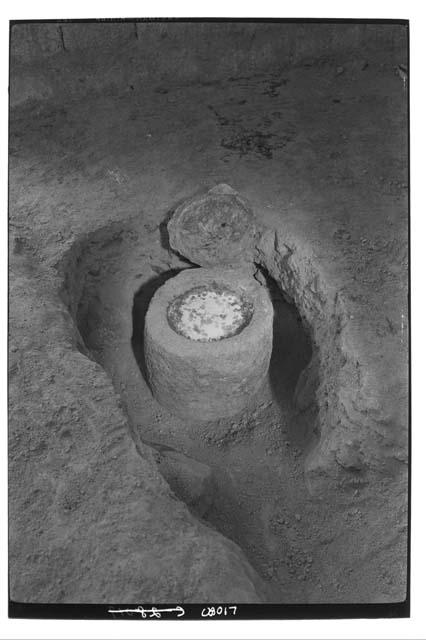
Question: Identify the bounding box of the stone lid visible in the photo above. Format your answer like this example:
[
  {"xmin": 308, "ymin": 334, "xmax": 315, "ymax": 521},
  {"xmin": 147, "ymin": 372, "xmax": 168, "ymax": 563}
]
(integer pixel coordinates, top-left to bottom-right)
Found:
[{"xmin": 167, "ymin": 184, "xmax": 258, "ymax": 267}]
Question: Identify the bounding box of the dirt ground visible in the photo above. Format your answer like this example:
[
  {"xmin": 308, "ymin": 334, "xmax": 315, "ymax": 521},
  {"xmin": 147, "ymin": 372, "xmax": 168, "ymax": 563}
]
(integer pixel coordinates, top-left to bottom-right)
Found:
[{"xmin": 9, "ymin": 24, "xmax": 409, "ymax": 605}]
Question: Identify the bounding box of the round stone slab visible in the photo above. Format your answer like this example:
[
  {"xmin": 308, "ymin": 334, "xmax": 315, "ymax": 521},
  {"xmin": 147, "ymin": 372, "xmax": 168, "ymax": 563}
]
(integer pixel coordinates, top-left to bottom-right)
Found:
[{"xmin": 167, "ymin": 184, "xmax": 258, "ymax": 267}]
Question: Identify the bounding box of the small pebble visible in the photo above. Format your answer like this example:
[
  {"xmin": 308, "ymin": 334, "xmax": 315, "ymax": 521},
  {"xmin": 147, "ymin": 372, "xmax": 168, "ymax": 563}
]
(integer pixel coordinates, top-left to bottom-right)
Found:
[{"xmin": 336, "ymin": 66, "xmax": 345, "ymax": 75}]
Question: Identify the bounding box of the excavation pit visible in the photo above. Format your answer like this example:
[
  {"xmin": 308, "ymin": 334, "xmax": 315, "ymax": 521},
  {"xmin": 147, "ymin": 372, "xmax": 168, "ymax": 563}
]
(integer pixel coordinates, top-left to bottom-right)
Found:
[
  {"xmin": 167, "ymin": 284, "xmax": 254, "ymax": 342},
  {"xmin": 9, "ymin": 20, "xmax": 409, "ymax": 607}
]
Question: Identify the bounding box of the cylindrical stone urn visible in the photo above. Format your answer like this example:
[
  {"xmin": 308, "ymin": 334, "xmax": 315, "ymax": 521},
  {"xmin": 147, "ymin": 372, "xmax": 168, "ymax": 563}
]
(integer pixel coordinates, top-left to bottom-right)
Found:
[{"xmin": 144, "ymin": 267, "xmax": 273, "ymax": 421}]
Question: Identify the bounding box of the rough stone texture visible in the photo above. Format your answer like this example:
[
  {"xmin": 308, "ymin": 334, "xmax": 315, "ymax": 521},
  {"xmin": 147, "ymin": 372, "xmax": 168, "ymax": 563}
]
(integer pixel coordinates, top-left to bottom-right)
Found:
[
  {"xmin": 255, "ymin": 221, "xmax": 408, "ymax": 487},
  {"xmin": 144, "ymin": 267, "xmax": 273, "ymax": 421},
  {"xmin": 167, "ymin": 183, "xmax": 259, "ymax": 268},
  {"xmin": 9, "ymin": 21, "xmax": 408, "ymax": 604}
]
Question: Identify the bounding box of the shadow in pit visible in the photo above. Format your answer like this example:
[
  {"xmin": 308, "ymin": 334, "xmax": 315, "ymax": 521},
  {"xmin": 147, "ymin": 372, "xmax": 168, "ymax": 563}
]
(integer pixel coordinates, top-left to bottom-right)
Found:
[
  {"xmin": 131, "ymin": 268, "xmax": 186, "ymax": 383},
  {"xmin": 262, "ymin": 271, "xmax": 313, "ymax": 418}
]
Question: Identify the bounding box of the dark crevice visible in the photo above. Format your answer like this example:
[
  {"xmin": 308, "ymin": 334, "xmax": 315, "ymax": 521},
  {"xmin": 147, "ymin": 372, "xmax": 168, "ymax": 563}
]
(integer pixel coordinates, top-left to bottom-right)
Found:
[
  {"xmin": 58, "ymin": 26, "xmax": 67, "ymax": 52},
  {"xmin": 254, "ymin": 263, "xmax": 316, "ymax": 412}
]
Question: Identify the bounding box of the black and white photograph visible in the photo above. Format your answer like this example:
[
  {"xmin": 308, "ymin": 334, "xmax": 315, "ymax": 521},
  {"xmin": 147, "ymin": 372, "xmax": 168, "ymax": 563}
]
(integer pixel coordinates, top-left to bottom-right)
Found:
[{"xmin": 7, "ymin": 16, "xmax": 411, "ymax": 625}]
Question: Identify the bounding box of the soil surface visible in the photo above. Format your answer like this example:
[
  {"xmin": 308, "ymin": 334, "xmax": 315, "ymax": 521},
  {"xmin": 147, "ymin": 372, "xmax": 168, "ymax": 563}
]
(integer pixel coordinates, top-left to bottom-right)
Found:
[{"xmin": 9, "ymin": 36, "xmax": 408, "ymax": 604}]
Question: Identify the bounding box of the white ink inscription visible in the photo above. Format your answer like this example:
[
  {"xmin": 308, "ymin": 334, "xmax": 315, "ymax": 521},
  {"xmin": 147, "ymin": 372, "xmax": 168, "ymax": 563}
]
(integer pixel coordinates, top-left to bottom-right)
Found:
[
  {"xmin": 201, "ymin": 605, "xmax": 238, "ymax": 617},
  {"xmin": 108, "ymin": 605, "xmax": 185, "ymax": 618}
]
